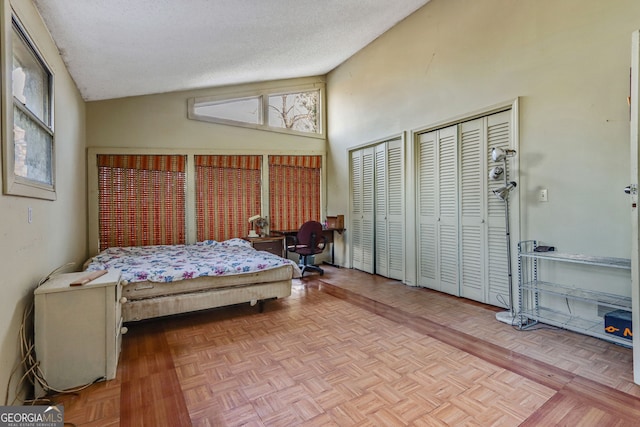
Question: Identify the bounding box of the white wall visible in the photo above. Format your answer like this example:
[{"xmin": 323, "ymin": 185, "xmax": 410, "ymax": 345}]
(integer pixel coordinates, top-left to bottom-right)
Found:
[
  {"xmin": 327, "ymin": 0, "xmax": 640, "ymax": 277},
  {"xmin": 0, "ymin": 0, "xmax": 86, "ymax": 404}
]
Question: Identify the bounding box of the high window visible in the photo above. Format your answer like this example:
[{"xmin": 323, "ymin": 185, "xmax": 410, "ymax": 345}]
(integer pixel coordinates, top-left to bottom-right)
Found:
[
  {"xmin": 188, "ymin": 84, "xmax": 324, "ymax": 138},
  {"xmin": 268, "ymin": 91, "xmax": 319, "ymax": 133},
  {"xmin": 3, "ymin": 15, "xmax": 55, "ymax": 199}
]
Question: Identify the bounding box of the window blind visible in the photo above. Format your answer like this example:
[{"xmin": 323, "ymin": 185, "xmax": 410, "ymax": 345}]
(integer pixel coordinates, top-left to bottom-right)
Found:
[
  {"xmin": 97, "ymin": 155, "xmax": 186, "ymax": 250},
  {"xmin": 195, "ymin": 155, "xmax": 262, "ymax": 241},
  {"xmin": 269, "ymin": 155, "xmax": 322, "ymax": 231}
]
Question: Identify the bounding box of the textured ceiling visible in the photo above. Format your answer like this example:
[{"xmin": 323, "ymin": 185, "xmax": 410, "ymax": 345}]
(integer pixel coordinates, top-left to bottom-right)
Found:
[{"xmin": 33, "ymin": 0, "xmax": 430, "ymax": 101}]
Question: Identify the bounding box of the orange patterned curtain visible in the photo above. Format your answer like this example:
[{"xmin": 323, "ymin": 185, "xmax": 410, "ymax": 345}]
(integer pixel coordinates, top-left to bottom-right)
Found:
[
  {"xmin": 269, "ymin": 155, "xmax": 322, "ymax": 231},
  {"xmin": 196, "ymin": 155, "xmax": 262, "ymax": 241},
  {"xmin": 97, "ymin": 155, "xmax": 186, "ymax": 250}
]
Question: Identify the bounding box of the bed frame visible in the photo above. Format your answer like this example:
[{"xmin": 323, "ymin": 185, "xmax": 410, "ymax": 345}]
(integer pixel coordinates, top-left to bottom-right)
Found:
[{"xmin": 120, "ymin": 265, "xmax": 296, "ymax": 322}]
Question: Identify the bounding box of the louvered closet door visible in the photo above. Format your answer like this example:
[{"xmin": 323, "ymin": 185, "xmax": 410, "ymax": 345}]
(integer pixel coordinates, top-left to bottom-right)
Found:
[
  {"xmin": 486, "ymin": 110, "xmax": 512, "ymax": 307},
  {"xmin": 350, "ymin": 147, "xmax": 375, "ymax": 273},
  {"xmin": 375, "ymin": 144, "xmax": 389, "ymax": 278},
  {"xmin": 460, "ymin": 118, "xmax": 487, "ymax": 302},
  {"xmin": 374, "ymin": 139, "xmax": 404, "ymax": 280},
  {"xmin": 417, "ymin": 125, "xmax": 459, "ymax": 295},
  {"xmin": 438, "ymin": 126, "xmax": 460, "ymax": 295},
  {"xmin": 386, "ymin": 139, "xmax": 404, "ymax": 280},
  {"xmin": 417, "ymin": 111, "xmax": 512, "ymax": 303},
  {"xmin": 417, "ymin": 131, "xmax": 438, "ymax": 288},
  {"xmin": 351, "ymin": 151, "xmax": 364, "ymax": 268}
]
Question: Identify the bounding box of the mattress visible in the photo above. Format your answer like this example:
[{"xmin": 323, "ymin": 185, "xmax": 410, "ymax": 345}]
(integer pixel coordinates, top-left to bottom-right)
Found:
[{"xmin": 85, "ymin": 238, "xmax": 301, "ymax": 285}]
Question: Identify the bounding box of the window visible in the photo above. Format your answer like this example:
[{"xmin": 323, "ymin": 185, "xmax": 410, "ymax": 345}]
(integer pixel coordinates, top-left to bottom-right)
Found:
[
  {"xmin": 195, "ymin": 155, "xmax": 262, "ymax": 241},
  {"xmin": 2, "ymin": 16, "xmax": 55, "ymax": 199},
  {"xmin": 188, "ymin": 84, "xmax": 324, "ymax": 138},
  {"xmin": 91, "ymin": 152, "xmax": 323, "ymax": 249},
  {"xmin": 268, "ymin": 91, "xmax": 319, "ymax": 133},
  {"xmin": 97, "ymin": 155, "xmax": 186, "ymax": 250},
  {"xmin": 269, "ymin": 155, "xmax": 322, "ymax": 231},
  {"xmin": 192, "ymin": 96, "xmax": 261, "ymax": 125}
]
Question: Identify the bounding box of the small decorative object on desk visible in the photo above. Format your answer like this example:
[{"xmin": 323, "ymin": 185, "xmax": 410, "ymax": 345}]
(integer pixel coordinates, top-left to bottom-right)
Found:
[
  {"xmin": 255, "ymin": 216, "xmax": 268, "ymax": 236},
  {"xmin": 326, "ymin": 215, "xmax": 344, "ymax": 229}
]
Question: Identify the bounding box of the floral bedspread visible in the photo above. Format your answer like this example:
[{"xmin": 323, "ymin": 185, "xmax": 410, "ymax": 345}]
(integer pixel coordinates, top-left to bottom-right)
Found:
[{"xmin": 86, "ymin": 238, "xmax": 300, "ymax": 283}]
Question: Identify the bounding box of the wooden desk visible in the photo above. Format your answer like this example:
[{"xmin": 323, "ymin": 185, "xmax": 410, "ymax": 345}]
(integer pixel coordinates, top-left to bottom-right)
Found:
[
  {"xmin": 272, "ymin": 228, "xmax": 345, "ymax": 267},
  {"xmin": 242, "ymin": 235, "xmax": 285, "ymax": 257}
]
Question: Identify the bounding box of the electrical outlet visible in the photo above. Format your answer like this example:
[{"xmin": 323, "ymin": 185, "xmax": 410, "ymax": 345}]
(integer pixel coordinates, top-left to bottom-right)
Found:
[{"xmin": 539, "ymin": 189, "xmax": 548, "ymax": 202}]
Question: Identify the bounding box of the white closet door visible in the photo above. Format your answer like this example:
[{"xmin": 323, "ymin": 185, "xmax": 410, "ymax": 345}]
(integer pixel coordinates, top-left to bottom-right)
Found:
[
  {"xmin": 416, "ymin": 110, "xmax": 512, "ymax": 303},
  {"xmin": 417, "ymin": 131, "xmax": 438, "ymax": 288},
  {"xmin": 351, "ymin": 150, "xmax": 364, "ymax": 269},
  {"xmin": 417, "ymin": 125, "xmax": 459, "ymax": 295},
  {"xmin": 486, "ymin": 110, "xmax": 512, "ymax": 307},
  {"xmin": 351, "ymin": 147, "xmax": 375, "ymax": 273},
  {"xmin": 460, "ymin": 118, "xmax": 486, "ymax": 302},
  {"xmin": 438, "ymin": 126, "xmax": 460, "ymax": 296},
  {"xmin": 375, "ymin": 144, "xmax": 389, "ymax": 278},
  {"xmin": 386, "ymin": 139, "xmax": 404, "ymax": 280}
]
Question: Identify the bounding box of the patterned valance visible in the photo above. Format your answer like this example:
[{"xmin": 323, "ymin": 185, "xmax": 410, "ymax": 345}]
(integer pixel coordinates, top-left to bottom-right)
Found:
[
  {"xmin": 195, "ymin": 155, "xmax": 262, "ymax": 170},
  {"xmin": 268, "ymin": 155, "xmax": 322, "ymax": 169},
  {"xmin": 97, "ymin": 154, "xmax": 185, "ymax": 172}
]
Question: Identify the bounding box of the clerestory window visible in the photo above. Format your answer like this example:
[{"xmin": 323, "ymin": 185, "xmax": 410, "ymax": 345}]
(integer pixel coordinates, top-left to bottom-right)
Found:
[{"xmin": 188, "ymin": 84, "xmax": 324, "ymax": 138}]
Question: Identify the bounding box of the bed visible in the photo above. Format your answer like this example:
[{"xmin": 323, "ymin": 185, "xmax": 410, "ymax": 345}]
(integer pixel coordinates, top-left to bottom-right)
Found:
[{"xmin": 85, "ymin": 238, "xmax": 301, "ymax": 322}]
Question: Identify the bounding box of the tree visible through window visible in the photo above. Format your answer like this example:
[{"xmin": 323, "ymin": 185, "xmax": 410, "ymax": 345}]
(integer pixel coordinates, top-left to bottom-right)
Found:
[
  {"xmin": 188, "ymin": 86, "xmax": 323, "ymax": 137},
  {"xmin": 268, "ymin": 91, "xmax": 319, "ymax": 133}
]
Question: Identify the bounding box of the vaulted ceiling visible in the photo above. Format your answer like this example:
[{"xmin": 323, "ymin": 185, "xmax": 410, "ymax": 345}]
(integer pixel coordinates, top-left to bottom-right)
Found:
[{"xmin": 33, "ymin": 0, "xmax": 430, "ymax": 101}]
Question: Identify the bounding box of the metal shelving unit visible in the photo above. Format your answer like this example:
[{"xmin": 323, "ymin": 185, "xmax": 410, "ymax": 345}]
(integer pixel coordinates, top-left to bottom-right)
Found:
[{"xmin": 518, "ymin": 240, "xmax": 632, "ymax": 347}]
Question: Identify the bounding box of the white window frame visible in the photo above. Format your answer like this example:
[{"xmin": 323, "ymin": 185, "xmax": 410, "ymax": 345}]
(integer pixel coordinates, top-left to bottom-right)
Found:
[
  {"xmin": 188, "ymin": 82, "xmax": 325, "ymax": 140},
  {"xmin": 1, "ymin": 9, "xmax": 56, "ymax": 200}
]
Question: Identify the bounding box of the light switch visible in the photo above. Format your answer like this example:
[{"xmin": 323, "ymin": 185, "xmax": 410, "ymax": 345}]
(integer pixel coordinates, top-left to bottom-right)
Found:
[{"xmin": 539, "ymin": 189, "xmax": 548, "ymax": 202}]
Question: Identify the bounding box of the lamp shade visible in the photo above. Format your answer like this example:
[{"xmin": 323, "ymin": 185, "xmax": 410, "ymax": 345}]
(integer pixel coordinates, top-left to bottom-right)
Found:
[
  {"xmin": 493, "ymin": 181, "xmax": 517, "ymax": 201},
  {"xmin": 491, "ymin": 147, "xmax": 517, "ymax": 162}
]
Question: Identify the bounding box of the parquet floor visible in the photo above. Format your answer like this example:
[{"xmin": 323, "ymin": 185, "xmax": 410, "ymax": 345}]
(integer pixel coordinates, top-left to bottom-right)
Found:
[{"xmin": 52, "ymin": 266, "xmax": 640, "ymax": 426}]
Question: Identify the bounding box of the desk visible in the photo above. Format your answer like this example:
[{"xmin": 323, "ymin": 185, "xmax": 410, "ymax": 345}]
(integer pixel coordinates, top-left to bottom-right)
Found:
[
  {"xmin": 273, "ymin": 228, "xmax": 345, "ymax": 267},
  {"xmin": 242, "ymin": 235, "xmax": 285, "ymax": 257}
]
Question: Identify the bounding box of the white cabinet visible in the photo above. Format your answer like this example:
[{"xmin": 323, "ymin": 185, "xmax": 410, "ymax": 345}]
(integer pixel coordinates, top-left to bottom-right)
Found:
[
  {"xmin": 34, "ymin": 270, "xmax": 124, "ymax": 396},
  {"xmin": 518, "ymin": 240, "xmax": 632, "ymax": 347}
]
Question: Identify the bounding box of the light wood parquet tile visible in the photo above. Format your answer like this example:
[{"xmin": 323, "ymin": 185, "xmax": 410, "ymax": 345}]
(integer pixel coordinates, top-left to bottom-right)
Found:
[{"xmin": 51, "ymin": 266, "xmax": 640, "ymax": 426}]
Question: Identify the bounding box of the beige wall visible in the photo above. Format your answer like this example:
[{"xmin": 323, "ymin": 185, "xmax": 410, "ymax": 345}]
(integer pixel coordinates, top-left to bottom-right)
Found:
[
  {"xmin": 85, "ymin": 77, "xmax": 327, "ymax": 254},
  {"xmin": 86, "ymin": 77, "xmax": 325, "ymax": 152},
  {"xmin": 327, "ymin": 0, "xmax": 640, "ymax": 277},
  {"xmin": 0, "ymin": 0, "xmax": 86, "ymax": 403}
]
